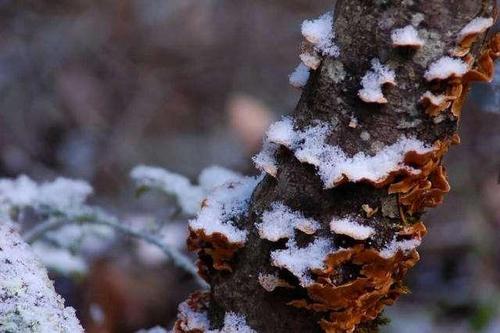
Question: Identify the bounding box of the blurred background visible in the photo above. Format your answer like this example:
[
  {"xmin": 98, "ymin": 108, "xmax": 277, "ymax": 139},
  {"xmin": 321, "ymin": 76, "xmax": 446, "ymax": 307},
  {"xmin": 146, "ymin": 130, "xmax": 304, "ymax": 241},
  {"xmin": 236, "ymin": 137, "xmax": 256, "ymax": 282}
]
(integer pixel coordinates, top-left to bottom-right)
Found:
[{"xmin": 0, "ymin": 1, "xmax": 498, "ymax": 332}]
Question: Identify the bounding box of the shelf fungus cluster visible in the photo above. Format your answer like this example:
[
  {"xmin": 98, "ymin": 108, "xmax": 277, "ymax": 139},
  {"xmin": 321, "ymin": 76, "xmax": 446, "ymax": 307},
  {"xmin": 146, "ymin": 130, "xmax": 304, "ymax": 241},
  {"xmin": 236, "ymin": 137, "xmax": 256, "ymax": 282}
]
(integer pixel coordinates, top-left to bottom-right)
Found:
[{"xmin": 175, "ymin": 9, "xmax": 498, "ymax": 333}]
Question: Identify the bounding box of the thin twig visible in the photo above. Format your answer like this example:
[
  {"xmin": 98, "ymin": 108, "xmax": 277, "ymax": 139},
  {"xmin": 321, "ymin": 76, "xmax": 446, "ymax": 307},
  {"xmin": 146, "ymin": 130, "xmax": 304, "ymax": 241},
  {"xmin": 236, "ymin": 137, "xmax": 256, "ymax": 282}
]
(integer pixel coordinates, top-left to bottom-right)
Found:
[{"xmin": 23, "ymin": 209, "xmax": 208, "ymax": 289}]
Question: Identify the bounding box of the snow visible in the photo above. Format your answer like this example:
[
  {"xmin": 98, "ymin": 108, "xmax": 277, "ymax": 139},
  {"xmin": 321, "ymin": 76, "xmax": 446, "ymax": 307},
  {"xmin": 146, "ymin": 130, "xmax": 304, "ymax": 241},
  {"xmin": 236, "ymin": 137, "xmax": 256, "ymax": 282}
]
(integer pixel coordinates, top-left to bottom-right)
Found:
[
  {"xmin": 379, "ymin": 238, "xmax": 422, "ymax": 259},
  {"xmin": 0, "ymin": 221, "xmax": 83, "ymax": 332},
  {"xmin": 299, "ymin": 52, "xmax": 321, "ymax": 70},
  {"xmin": 176, "ymin": 301, "xmax": 256, "ymax": 333},
  {"xmin": 264, "ymin": 120, "xmax": 431, "ymax": 188},
  {"xmin": 189, "ymin": 175, "xmax": 262, "ymax": 244},
  {"xmin": 301, "ymin": 12, "xmax": 340, "ymax": 57},
  {"xmin": 31, "ymin": 243, "xmax": 88, "ymax": 275},
  {"xmin": 424, "ymin": 56, "xmax": 468, "ymax": 81},
  {"xmin": 289, "ymin": 63, "xmax": 310, "ymax": 88},
  {"xmin": 457, "ymin": 17, "xmax": 494, "ymax": 42},
  {"xmin": 329, "ymin": 217, "xmax": 375, "ymax": 240},
  {"xmin": 136, "ymin": 326, "xmax": 167, "ymax": 333},
  {"xmin": 0, "ymin": 175, "xmax": 92, "ymax": 211},
  {"xmin": 266, "ymin": 117, "xmax": 296, "ymax": 147},
  {"xmin": 358, "ymin": 58, "xmax": 396, "ymax": 103},
  {"xmin": 252, "ymin": 142, "xmax": 278, "ymax": 177},
  {"xmin": 391, "ymin": 25, "xmax": 424, "ymax": 47},
  {"xmin": 271, "ymin": 237, "xmax": 333, "ymax": 286},
  {"xmin": 131, "ymin": 165, "xmax": 243, "ymax": 215},
  {"xmin": 131, "ymin": 165, "xmax": 204, "ymax": 215},
  {"xmin": 257, "ymin": 202, "xmax": 320, "ymax": 242},
  {"xmin": 420, "ymin": 91, "xmax": 447, "ymax": 106}
]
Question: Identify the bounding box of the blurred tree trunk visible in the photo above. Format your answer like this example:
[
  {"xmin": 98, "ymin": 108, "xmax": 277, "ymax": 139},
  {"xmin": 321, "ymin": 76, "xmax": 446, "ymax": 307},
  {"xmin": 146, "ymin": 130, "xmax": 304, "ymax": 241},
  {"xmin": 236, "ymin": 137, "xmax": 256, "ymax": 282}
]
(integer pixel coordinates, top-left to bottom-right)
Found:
[{"xmin": 181, "ymin": 1, "xmax": 498, "ymax": 332}]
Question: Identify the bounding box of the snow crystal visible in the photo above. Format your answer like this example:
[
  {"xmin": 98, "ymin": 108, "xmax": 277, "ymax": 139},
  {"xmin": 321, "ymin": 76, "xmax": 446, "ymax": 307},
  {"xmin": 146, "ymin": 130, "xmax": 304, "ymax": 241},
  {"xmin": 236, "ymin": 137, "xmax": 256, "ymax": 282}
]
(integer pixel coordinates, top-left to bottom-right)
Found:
[
  {"xmin": 391, "ymin": 25, "xmax": 424, "ymax": 47},
  {"xmin": 271, "ymin": 237, "xmax": 333, "ymax": 286},
  {"xmin": 424, "ymin": 56, "xmax": 468, "ymax": 81},
  {"xmin": 379, "ymin": 238, "xmax": 422, "ymax": 259},
  {"xmin": 289, "ymin": 63, "xmax": 310, "ymax": 88},
  {"xmin": 457, "ymin": 17, "xmax": 494, "ymax": 42},
  {"xmin": 358, "ymin": 58, "xmax": 396, "ymax": 103},
  {"xmin": 301, "ymin": 12, "xmax": 340, "ymax": 57},
  {"xmin": 31, "ymin": 243, "xmax": 87, "ymax": 275},
  {"xmin": 329, "ymin": 217, "xmax": 375, "ymax": 240},
  {"xmin": 257, "ymin": 202, "xmax": 320, "ymax": 242},
  {"xmin": 0, "ymin": 221, "xmax": 83, "ymax": 332},
  {"xmin": 189, "ymin": 176, "xmax": 262, "ymax": 244},
  {"xmin": 252, "ymin": 142, "xmax": 278, "ymax": 177},
  {"xmin": 0, "ymin": 175, "xmax": 92, "ymax": 211}
]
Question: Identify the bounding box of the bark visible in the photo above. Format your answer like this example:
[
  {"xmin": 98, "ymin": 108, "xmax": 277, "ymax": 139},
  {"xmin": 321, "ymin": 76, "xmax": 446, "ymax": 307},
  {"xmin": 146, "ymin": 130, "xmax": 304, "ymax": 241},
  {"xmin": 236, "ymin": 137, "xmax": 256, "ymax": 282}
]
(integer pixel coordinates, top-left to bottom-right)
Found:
[{"xmin": 180, "ymin": 1, "xmax": 498, "ymax": 332}]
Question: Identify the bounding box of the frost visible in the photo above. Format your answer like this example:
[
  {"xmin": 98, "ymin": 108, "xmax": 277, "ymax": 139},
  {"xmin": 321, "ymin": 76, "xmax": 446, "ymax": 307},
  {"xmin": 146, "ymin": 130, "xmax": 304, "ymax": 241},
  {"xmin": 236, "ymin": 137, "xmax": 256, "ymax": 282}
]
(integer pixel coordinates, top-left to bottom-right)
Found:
[
  {"xmin": 329, "ymin": 217, "xmax": 375, "ymax": 240},
  {"xmin": 271, "ymin": 237, "xmax": 333, "ymax": 286},
  {"xmin": 31, "ymin": 243, "xmax": 87, "ymax": 275},
  {"xmin": 379, "ymin": 238, "xmax": 421, "ymax": 259},
  {"xmin": 0, "ymin": 221, "xmax": 83, "ymax": 332},
  {"xmin": 257, "ymin": 202, "xmax": 320, "ymax": 242},
  {"xmin": 189, "ymin": 175, "xmax": 262, "ymax": 244},
  {"xmin": 252, "ymin": 142, "xmax": 278, "ymax": 177},
  {"xmin": 0, "ymin": 175, "xmax": 92, "ymax": 211},
  {"xmin": 424, "ymin": 56, "xmax": 468, "ymax": 81},
  {"xmin": 457, "ymin": 17, "xmax": 494, "ymax": 42},
  {"xmin": 131, "ymin": 165, "xmax": 242, "ymax": 215},
  {"xmin": 289, "ymin": 63, "xmax": 310, "ymax": 88},
  {"xmin": 391, "ymin": 25, "xmax": 424, "ymax": 47},
  {"xmin": 301, "ymin": 12, "xmax": 340, "ymax": 57},
  {"xmin": 358, "ymin": 58, "xmax": 396, "ymax": 103}
]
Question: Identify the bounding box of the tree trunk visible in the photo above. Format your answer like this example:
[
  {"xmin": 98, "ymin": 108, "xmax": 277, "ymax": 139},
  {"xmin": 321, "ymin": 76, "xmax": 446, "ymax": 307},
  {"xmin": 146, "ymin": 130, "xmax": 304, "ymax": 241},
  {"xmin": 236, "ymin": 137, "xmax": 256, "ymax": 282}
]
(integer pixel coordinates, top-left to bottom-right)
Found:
[{"xmin": 179, "ymin": 1, "xmax": 498, "ymax": 332}]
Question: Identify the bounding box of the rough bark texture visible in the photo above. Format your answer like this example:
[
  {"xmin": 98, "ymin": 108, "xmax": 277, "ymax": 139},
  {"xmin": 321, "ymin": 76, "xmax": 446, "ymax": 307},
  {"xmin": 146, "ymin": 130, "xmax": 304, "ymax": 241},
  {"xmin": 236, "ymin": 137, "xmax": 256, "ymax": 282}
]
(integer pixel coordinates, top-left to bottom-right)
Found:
[{"xmin": 178, "ymin": 1, "xmax": 498, "ymax": 332}]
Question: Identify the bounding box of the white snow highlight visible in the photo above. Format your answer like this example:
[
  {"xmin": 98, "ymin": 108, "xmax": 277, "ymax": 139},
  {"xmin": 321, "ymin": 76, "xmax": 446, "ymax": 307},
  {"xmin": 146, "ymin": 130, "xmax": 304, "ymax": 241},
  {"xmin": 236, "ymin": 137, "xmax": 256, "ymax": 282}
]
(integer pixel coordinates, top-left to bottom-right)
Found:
[
  {"xmin": 391, "ymin": 25, "xmax": 424, "ymax": 47},
  {"xmin": 189, "ymin": 176, "xmax": 262, "ymax": 244},
  {"xmin": 379, "ymin": 238, "xmax": 422, "ymax": 259},
  {"xmin": 289, "ymin": 63, "xmax": 311, "ymax": 88},
  {"xmin": 424, "ymin": 56, "xmax": 468, "ymax": 81},
  {"xmin": 252, "ymin": 142, "xmax": 278, "ymax": 177},
  {"xmin": 301, "ymin": 12, "xmax": 339, "ymax": 57},
  {"xmin": 457, "ymin": 17, "xmax": 494, "ymax": 42},
  {"xmin": 271, "ymin": 237, "xmax": 333, "ymax": 286},
  {"xmin": 257, "ymin": 202, "xmax": 320, "ymax": 242},
  {"xmin": 329, "ymin": 217, "xmax": 375, "ymax": 240},
  {"xmin": 358, "ymin": 58, "xmax": 396, "ymax": 103}
]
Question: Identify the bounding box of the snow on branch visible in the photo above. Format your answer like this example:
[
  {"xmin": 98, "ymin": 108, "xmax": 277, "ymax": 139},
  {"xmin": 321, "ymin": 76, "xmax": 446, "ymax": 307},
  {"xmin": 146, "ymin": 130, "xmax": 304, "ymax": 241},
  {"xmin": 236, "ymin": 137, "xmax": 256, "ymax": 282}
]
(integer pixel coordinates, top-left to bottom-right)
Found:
[
  {"xmin": 301, "ymin": 12, "xmax": 339, "ymax": 57},
  {"xmin": 0, "ymin": 220, "xmax": 83, "ymax": 332},
  {"xmin": 131, "ymin": 165, "xmax": 242, "ymax": 215},
  {"xmin": 424, "ymin": 56, "xmax": 468, "ymax": 81},
  {"xmin": 189, "ymin": 175, "xmax": 262, "ymax": 244}
]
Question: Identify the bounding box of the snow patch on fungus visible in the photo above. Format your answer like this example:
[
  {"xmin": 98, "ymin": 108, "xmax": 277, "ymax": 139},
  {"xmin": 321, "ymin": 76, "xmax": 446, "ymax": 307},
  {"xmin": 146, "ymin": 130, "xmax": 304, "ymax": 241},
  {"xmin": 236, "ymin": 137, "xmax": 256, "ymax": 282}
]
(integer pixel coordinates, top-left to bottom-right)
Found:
[
  {"xmin": 197, "ymin": 166, "xmax": 243, "ymax": 192},
  {"xmin": 257, "ymin": 202, "xmax": 320, "ymax": 242},
  {"xmin": 271, "ymin": 237, "xmax": 334, "ymax": 286},
  {"xmin": 252, "ymin": 142, "xmax": 278, "ymax": 177},
  {"xmin": 379, "ymin": 238, "xmax": 421, "ymax": 259},
  {"xmin": 0, "ymin": 221, "xmax": 83, "ymax": 332},
  {"xmin": 289, "ymin": 63, "xmax": 310, "ymax": 88},
  {"xmin": 391, "ymin": 25, "xmax": 424, "ymax": 48},
  {"xmin": 424, "ymin": 56, "xmax": 468, "ymax": 81},
  {"xmin": 299, "ymin": 52, "xmax": 321, "ymax": 70},
  {"xmin": 262, "ymin": 120, "xmax": 433, "ymax": 188},
  {"xmin": 189, "ymin": 176, "xmax": 261, "ymax": 244},
  {"xmin": 301, "ymin": 12, "xmax": 339, "ymax": 57},
  {"xmin": 420, "ymin": 91, "xmax": 448, "ymax": 106},
  {"xmin": 258, "ymin": 272, "xmax": 293, "ymax": 292},
  {"xmin": 329, "ymin": 217, "xmax": 375, "ymax": 240},
  {"xmin": 457, "ymin": 17, "xmax": 494, "ymax": 44},
  {"xmin": 358, "ymin": 58, "xmax": 396, "ymax": 103}
]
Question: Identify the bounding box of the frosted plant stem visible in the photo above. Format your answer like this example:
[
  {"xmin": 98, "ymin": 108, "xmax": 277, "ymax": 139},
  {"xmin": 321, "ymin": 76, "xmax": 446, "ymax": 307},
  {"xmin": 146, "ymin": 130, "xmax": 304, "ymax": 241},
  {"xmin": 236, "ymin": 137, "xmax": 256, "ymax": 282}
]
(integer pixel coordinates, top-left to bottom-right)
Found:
[{"xmin": 23, "ymin": 211, "xmax": 209, "ymax": 289}]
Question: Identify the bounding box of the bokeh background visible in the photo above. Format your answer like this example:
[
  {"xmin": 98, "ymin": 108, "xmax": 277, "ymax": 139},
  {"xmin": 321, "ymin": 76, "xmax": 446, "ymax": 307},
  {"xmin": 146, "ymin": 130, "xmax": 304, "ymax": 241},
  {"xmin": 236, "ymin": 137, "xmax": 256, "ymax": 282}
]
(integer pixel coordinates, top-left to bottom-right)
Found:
[{"xmin": 0, "ymin": 1, "xmax": 499, "ymax": 332}]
